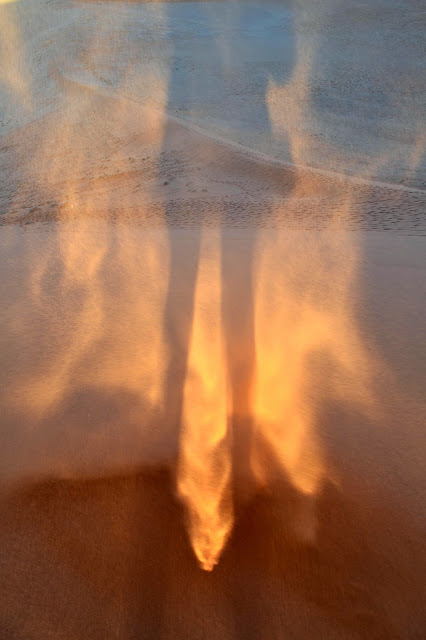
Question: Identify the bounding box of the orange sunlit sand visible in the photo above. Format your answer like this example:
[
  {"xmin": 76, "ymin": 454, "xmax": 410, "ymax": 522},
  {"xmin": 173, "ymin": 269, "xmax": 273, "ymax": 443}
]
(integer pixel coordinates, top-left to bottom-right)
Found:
[{"xmin": 0, "ymin": 0, "xmax": 425, "ymax": 638}]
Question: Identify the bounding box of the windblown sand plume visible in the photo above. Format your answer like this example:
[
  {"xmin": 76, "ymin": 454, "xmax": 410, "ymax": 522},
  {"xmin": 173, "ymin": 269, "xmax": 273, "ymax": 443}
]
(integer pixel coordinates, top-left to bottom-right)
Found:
[
  {"xmin": 0, "ymin": 1, "xmax": 424, "ymax": 591},
  {"xmin": 177, "ymin": 229, "xmax": 233, "ymax": 571}
]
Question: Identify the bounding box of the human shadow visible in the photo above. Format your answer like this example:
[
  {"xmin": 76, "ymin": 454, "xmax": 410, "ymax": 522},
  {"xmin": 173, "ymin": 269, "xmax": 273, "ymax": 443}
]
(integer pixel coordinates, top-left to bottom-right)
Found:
[{"xmin": 160, "ymin": 0, "xmax": 297, "ymax": 490}]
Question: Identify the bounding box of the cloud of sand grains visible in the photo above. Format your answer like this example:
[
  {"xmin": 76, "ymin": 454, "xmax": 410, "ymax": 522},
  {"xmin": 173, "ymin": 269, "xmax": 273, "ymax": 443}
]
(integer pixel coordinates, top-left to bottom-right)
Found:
[
  {"xmin": 1, "ymin": 0, "xmax": 424, "ymax": 570},
  {"xmin": 0, "ymin": 2, "xmax": 172, "ymax": 478}
]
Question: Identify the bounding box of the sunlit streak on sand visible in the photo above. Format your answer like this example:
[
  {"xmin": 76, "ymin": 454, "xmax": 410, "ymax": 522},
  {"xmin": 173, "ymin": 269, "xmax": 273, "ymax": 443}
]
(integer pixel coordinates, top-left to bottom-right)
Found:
[
  {"xmin": 177, "ymin": 229, "xmax": 233, "ymax": 571},
  {"xmin": 1, "ymin": 0, "xmax": 423, "ymax": 576}
]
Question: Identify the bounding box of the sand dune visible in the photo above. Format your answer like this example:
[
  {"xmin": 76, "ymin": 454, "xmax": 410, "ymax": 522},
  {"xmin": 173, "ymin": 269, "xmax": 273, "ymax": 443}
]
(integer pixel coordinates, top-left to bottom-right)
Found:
[{"xmin": 0, "ymin": 0, "xmax": 425, "ymax": 638}]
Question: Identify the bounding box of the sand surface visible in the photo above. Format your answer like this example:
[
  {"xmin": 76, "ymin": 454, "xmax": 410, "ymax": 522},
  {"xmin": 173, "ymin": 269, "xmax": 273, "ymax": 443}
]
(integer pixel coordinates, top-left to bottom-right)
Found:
[
  {"xmin": 0, "ymin": 1, "xmax": 425, "ymax": 638},
  {"xmin": 0, "ymin": 226, "xmax": 425, "ymax": 640}
]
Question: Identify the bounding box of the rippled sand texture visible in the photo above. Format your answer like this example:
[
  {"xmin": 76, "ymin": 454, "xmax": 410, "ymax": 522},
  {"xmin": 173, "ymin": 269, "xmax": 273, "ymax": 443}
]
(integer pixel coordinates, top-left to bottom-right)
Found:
[{"xmin": 0, "ymin": 0, "xmax": 425, "ymax": 638}]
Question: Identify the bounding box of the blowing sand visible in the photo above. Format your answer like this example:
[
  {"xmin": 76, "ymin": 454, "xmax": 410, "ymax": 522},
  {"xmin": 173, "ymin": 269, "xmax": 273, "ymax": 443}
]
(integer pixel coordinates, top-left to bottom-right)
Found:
[{"xmin": 0, "ymin": 0, "xmax": 425, "ymax": 638}]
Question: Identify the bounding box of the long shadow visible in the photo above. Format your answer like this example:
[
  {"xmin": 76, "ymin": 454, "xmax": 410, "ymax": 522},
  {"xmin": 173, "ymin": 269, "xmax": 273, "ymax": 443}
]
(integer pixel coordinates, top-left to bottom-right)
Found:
[{"xmin": 160, "ymin": 0, "xmax": 297, "ymax": 475}]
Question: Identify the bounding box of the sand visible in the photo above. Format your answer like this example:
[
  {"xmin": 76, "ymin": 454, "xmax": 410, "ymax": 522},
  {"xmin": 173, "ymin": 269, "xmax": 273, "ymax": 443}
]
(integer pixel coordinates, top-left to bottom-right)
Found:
[
  {"xmin": 0, "ymin": 226, "xmax": 425, "ymax": 639},
  {"xmin": 0, "ymin": 0, "xmax": 425, "ymax": 638}
]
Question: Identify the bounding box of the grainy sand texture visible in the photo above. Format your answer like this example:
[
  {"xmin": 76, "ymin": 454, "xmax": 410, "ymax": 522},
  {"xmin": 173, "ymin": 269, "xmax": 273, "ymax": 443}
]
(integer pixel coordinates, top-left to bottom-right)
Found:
[{"xmin": 0, "ymin": 1, "xmax": 425, "ymax": 638}]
